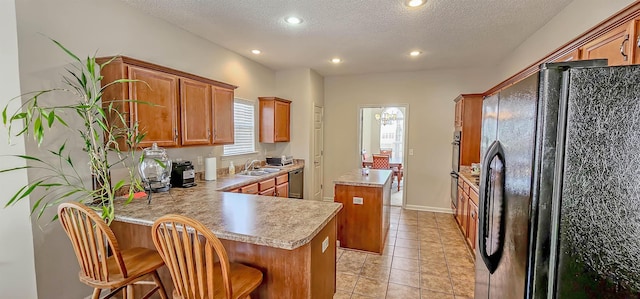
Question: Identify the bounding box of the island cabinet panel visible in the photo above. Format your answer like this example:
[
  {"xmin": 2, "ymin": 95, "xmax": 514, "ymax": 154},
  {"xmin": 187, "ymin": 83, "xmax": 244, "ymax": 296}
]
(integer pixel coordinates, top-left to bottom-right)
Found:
[
  {"xmin": 212, "ymin": 87, "xmax": 234, "ymax": 144},
  {"xmin": 334, "ymin": 175, "xmax": 391, "ymax": 254},
  {"xmin": 110, "ymin": 216, "xmax": 337, "ymax": 299},
  {"xmin": 128, "ymin": 66, "xmax": 180, "ymax": 148},
  {"xmin": 180, "ymin": 78, "xmax": 211, "ymax": 145}
]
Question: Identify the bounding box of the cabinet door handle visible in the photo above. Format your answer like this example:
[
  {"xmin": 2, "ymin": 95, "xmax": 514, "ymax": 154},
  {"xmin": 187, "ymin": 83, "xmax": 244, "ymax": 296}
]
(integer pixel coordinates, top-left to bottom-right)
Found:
[
  {"xmin": 174, "ymin": 129, "xmax": 178, "ymax": 141},
  {"xmin": 620, "ymin": 34, "xmax": 629, "ymax": 61},
  {"xmin": 207, "ymin": 129, "xmax": 211, "ymax": 139},
  {"xmin": 637, "ymin": 34, "xmax": 640, "ymax": 49}
]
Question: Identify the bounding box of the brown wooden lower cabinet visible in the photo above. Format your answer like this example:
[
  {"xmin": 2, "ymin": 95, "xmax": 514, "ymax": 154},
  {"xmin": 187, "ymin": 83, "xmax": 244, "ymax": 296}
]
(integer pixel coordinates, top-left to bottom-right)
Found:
[
  {"xmin": 110, "ymin": 216, "xmax": 337, "ymax": 299},
  {"xmin": 334, "ymin": 178, "xmax": 391, "ymax": 254},
  {"xmin": 456, "ymin": 177, "xmax": 479, "ymax": 253}
]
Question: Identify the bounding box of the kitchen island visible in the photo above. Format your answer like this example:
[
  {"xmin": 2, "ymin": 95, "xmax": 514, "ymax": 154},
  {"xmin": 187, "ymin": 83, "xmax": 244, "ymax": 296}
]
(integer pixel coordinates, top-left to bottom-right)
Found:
[
  {"xmin": 333, "ymin": 169, "xmax": 392, "ymax": 254},
  {"xmin": 111, "ymin": 180, "xmax": 341, "ymax": 299}
]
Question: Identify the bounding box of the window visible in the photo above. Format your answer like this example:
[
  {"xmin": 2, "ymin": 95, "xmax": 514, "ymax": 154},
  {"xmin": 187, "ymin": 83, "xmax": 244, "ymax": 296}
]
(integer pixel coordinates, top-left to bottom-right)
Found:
[{"xmin": 223, "ymin": 99, "xmax": 255, "ymax": 156}]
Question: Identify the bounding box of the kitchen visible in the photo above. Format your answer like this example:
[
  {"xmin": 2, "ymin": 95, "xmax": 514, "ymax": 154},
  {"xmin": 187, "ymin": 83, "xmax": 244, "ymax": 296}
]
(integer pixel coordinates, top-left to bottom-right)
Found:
[{"xmin": 2, "ymin": 0, "xmax": 640, "ymax": 299}]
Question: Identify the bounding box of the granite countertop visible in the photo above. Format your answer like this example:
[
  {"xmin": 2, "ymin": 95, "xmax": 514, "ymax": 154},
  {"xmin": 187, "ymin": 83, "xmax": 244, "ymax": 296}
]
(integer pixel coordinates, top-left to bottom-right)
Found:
[
  {"xmin": 114, "ymin": 186, "xmax": 341, "ymax": 250},
  {"xmin": 458, "ymin": 166, "xmax": 480, "ymax": 193},
  {"xmin": 333, "ymin": 169, "xmax": 393, "ymax": 187},
  {"xmin": 211, "ymin": 161, "xmax": 304, "ymax": 191},
  {"xmin": 114, "ymin": 160, "xmax": 342, "ymax": 250}
]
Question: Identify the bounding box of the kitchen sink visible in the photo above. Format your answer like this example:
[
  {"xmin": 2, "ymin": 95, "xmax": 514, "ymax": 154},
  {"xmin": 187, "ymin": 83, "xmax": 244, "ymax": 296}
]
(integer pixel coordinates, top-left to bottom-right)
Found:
[
  {"xmin": 237, "ymin": 170, "xmax": 270, "ymax": 176},
  {"xmin": 237, "ymin": 167, "xmax": 281, "ymax": 176}
]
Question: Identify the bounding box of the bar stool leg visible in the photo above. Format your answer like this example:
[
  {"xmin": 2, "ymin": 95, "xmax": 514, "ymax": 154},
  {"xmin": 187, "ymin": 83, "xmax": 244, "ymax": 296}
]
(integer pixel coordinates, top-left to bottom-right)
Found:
[
  {"xmin": 91, "ymin": 288, "xmax": 101, "ymax": 299},
  {"xmin": 152, "ymin": 270, "xmax": 169, "ymax": 299}
]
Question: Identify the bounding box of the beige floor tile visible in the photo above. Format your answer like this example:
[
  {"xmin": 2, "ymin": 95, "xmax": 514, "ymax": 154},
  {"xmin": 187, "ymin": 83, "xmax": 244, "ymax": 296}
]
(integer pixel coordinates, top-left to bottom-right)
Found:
[
  {"xmin": 397, "ymin": 224, "xmax": 418, "ymax": 233},
  {"xmin": 381, "ymin": 245, "xmax": 395, "ymax": 256},
  {"xmin": 393, "ymin": 246, "xmax": 419, "ymax": 259},
  {"xmin": 397, "ymin": 231, "xmax": 418, "ymax": 240},
  {"xmin": 351, "ymin": 294, "xmax": 376, "ymax": 299},
  {"xmin": 395, "ymin": 238, "xmax": 419, "ymax": 249},
  {"xmin": 421, "ymin": 273, "xmax": 453, "ymax": 294},
  {"xmin": 353, "ymin": 277, "xmax": 388, "ymax": 298},
  {"xmin": 391, "ymin": 256, "xmax": 420, "ymax": 272},
  {"xmin": 420, "ymin": 260, "xmax": 449, "ymax": 277},
  {"xmin": 365, "ymin": 254, "xmax": 393, "ymax": 267},
  {"xmin": 447, "ymin": 264, "xmax": 475, "ymax": 281},
  {"xmin": 337, "ymin": 259, "xmax": 364, "ymax": 275},
  {"xmin": 342, "ymin": 250, "xmax": 369, "ymax": 263},
  {"xmin": 360, "ymin": 262, "xmax": 391, "ymax": 281},
  {"xmin": 386, "ymin": 282, "xmax": 420, "ymax": 299},
  {"xmin": 451, "ymin": 278, "xmax": 475, "ymax": 297},
  {"xmin": 389, "ymin": 268, "xmax": 420, "ymax": 288},
  {"xmin": 333, "ymin": 291, "xmax": 352, "ymax": 299},
  {"xmin": 421, "ymin": 290, "xmax": 455, "ymax": 299},
  {"xmin": 336, "ymin": 272, "xmax": 359, "ymax": 292}
]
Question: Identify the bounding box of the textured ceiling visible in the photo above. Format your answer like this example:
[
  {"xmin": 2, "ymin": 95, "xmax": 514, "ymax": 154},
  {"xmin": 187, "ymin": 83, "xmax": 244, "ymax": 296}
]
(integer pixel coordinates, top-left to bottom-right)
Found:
[{"xmin": 119, "ymin": 0, "xmax": 573, "ymax": 76}]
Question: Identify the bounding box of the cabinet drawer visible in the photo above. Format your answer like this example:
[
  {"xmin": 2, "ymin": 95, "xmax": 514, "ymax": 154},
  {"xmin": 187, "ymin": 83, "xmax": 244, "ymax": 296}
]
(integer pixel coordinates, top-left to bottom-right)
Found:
[
  {"xmin": 259, "ymin": 178, "xmax": 276, "ymax": 191},
  {"xmin": 259, "ymin": 187, "xmax": 275, "ymax": 196},
  {"xmin": 228, "ymin": 188, "xmax": 240, "ymax": 193},
  {"xmin": 241, "ymin": 183, "xmax": 259, "ymax": 194},
  {"xmin": 276, "ymin": 174, "xmax": 288, "ymax": 185},
  {"xmin": 458, "ymin": 178, "xmax": 464, "ymax": 188},
  {"xmin": 469, "ymin": 189, "xmax": 479, "ymax": 205}
]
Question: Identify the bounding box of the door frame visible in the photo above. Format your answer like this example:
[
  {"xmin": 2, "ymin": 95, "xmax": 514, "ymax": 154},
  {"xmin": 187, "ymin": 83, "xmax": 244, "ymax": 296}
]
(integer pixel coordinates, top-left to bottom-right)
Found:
[
  {"xmin": 312, "ymin": 105, "xmax": 324, "ymax": 201},
  {"xmin": 357, "ymin": 104, "xmax": 410, "ymax": 207}
]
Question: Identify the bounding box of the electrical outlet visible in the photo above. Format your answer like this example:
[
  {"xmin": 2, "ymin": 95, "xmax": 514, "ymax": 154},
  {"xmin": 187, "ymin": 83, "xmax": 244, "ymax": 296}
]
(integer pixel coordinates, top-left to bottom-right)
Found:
[
  {"xmin": 197, "ymin": 156, "xmax": 203, "ymax": 165},
  {"xmin": 409, "ymin": 149, "xmax": 414, "ymax": 156},
  {"xmin": 353, "ymin": 197, "xmax": 364, "ymax": 205},
  {"xmin": 322, "ymin": 237, "xmax": 329, "ymax": 253}
]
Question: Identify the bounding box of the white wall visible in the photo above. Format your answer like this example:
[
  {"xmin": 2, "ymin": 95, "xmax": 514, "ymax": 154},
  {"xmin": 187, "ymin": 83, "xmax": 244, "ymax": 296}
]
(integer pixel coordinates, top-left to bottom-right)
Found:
[
  {"xmin": 495, "ymin": 0, "xmax": 635, "ymax": 84},
  {"xmin": 0, "ymin": 0, "xmax": 38, "ymax": 297},
  {"xmin": 324, "ymin": 68, "xmax": 495, "ymax": 210},
  {"xmin": 15, "ymin": 0, "xmax": 277, "ymax": 297}
]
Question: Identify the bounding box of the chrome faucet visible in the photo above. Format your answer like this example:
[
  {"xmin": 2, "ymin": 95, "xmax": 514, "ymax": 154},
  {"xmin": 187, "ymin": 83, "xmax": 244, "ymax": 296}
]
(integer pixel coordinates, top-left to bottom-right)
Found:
[{"xmin": 244, "ymin": 159, "xmax": 260, "ymax": 171}]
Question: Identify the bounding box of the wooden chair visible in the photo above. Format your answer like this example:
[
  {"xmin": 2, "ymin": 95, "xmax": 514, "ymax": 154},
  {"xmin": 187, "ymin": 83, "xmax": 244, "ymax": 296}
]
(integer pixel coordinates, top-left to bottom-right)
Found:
[
  {"xmin": 58, "ymin": 202, "xmax": 168, "ymax": 299},
  {"xmin": 151, "ymin": 214, "xmax": 263, "ymax": 299},
  {"xmin": 379, "ymin": 148, "xmax": 392, "ymax": 158},
  {"xmin": 394, "ymin": 167, "xmax": 403, "ymax": 191},
  {"xmin": 372, "ymin": 154, "xmax": 390, "ymax": 169}
]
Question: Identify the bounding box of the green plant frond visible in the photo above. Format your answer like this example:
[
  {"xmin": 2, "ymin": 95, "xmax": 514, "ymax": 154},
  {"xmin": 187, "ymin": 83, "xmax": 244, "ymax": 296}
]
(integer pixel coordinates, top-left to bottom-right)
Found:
[
  {"xmin": 50, "ymin": 38, "xmax": 81, "ymax": 63},
  {"xmin": 99, "ymin": 56, "xmax": 119, "ymax": 69}
]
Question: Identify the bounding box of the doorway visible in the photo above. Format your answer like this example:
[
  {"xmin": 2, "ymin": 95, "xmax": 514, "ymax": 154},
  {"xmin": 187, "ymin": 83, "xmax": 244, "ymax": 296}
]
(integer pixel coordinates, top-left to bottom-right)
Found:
[{"xmin": 359, "ymin": 105, "xmax": 408, "ymax": 207}]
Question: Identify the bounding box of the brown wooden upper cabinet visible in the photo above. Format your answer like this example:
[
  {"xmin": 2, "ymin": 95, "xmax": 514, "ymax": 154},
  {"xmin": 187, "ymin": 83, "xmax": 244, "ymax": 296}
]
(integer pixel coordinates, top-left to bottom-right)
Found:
[
  {"xmin": 259, "ymin": 97, "xmax": 291, "ymax": 143},
  {"xmin": 180, "ymin": 78, "xmax": 211, "ymax": 146},
  {"xmin": 212, "ymin": 87, "xmax": 234, "ymax": 145},
  {"xmin": 579, "ymin": 22, "xmax": 634, "ymax": 66},
  {"xmin": 98, "ymin": 56, "xmax": 237, "ymax": 148},
  {"xmin": 454, "ymin": 94, "xmax": 483, "ymax": 166},
  {"xmin": 128, "ymin": 66, "xmax": 180, "ymax": 148}
]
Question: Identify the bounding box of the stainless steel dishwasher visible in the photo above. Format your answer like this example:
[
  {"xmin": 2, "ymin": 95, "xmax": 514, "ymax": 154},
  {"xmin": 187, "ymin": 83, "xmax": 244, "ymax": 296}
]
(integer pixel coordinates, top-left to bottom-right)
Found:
[{"xmin": 288, "ymin": 168, "xmax": 303, "ymax": 199}]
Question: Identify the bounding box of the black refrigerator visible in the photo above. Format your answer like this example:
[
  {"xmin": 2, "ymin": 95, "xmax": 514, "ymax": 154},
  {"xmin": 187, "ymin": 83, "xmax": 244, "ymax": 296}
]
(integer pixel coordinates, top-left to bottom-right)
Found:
[{"xmin": 475, "ymin": 60, "xmax": 640, "ymax": 299}]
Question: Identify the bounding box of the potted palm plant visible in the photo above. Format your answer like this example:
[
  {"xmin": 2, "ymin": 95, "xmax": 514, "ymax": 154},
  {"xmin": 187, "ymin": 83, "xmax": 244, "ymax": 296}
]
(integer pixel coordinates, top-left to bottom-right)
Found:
[{"xmin": 2, "ymin": 39, "xmax": 145, "ymax": 223}]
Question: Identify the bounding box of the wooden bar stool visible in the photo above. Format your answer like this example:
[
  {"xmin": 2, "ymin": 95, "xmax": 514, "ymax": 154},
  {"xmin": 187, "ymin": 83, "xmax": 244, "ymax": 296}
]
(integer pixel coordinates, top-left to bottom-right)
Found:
[
  {"xmin": 58, "ymin": 202, "xmax": 168, "ymax": 299},
  {"xmin": 151, "ymin": 214, "xmax": 263, "ymax": 299}
]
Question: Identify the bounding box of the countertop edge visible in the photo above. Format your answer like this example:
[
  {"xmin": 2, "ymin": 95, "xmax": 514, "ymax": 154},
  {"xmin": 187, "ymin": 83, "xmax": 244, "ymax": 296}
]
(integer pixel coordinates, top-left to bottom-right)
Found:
[
  {"xmin": 333, "ymin": 169, "xmax": 393, "ymax": 187},
  {"xmin": 114, "ymin": 198, "xmax": 343, "ymax": 251}
]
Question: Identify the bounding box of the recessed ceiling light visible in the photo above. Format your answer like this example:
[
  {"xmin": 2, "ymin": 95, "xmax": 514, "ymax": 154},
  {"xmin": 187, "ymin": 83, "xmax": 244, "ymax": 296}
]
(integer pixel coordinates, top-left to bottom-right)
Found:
[
  {"xmin": 251, "ymin": 49, "xmax": 261, "ymax": 54},
  {"xmin": 285, "ymin": 16, "xmax": 303, "ymax": 25},
  {"xmin": 407, "ymin": 0, "xmax": 426, "ymax": 7},
  {"xmin": 331, "ymin": 58, "xmax": 342, "ymax": 64},
  {"xmin": 410, "ymin": 51, "xmax": 422, "ymax": 56}
]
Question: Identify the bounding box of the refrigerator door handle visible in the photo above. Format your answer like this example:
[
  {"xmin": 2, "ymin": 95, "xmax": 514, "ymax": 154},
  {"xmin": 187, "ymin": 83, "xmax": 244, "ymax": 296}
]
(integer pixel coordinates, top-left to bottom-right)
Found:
[{"xmin": 478, "ymin": 140, "xmax": 506, "ymax": 274}]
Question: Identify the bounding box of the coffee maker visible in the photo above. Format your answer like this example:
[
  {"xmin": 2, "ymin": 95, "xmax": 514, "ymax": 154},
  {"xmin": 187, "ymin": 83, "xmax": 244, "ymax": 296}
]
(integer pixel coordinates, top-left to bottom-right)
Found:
[{"xmin": 171, "ymin": 160, "xmax": 196, "ymax": 188}]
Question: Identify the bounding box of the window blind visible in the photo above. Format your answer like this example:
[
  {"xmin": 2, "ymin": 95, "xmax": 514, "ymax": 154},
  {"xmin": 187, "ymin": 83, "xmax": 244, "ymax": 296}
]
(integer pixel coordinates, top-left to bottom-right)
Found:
[{"xmin": 223, "ymin": 99, "xmax": 255, "ymax": 156}]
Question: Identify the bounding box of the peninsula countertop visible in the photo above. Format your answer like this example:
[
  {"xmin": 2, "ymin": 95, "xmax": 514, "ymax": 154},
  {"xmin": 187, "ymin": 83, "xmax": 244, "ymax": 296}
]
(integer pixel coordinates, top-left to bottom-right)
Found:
[
  {"xmin": 114, "ymin": 178, "xmax": 342, "ymax": 250},
  {"xmin": 333, "ymin": 169, "xmax": 393, "ymax": 187}
]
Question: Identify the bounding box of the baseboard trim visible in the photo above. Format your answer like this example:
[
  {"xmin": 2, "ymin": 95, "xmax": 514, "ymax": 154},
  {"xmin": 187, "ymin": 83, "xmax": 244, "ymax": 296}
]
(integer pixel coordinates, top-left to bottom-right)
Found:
[{"xmin": 403, "ymin": 205, "xmax": 454, "ymax": 214}]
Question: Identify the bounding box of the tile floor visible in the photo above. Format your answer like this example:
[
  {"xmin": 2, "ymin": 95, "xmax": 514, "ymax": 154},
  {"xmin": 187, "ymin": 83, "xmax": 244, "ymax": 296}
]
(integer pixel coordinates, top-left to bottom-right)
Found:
[{"xmin": 334, "ymin": 207, "xmax": 475, "ymax": 299}]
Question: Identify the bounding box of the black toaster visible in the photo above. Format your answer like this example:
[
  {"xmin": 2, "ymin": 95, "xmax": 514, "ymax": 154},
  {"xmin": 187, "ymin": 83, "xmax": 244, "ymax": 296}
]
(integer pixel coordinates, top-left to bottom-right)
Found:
[{"xmin": 171, "ymin": 160, "xmax": 196, "ymax": 188}]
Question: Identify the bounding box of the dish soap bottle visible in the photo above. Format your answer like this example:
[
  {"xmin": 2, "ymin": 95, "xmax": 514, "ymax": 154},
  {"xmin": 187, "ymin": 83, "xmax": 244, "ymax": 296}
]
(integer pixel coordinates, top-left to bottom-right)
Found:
[{"xmin": 228, "ymin": 161, "xmax": 235, "ymax": 175}]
